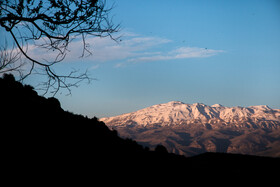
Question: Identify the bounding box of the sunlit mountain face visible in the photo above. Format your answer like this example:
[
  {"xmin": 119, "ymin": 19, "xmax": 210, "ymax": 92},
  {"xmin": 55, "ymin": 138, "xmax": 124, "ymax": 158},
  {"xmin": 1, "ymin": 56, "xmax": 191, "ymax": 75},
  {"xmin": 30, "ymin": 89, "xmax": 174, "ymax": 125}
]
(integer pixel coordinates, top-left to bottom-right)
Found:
[{"xmin": 101, "ymin": 101, "xmax": 280, "ymax": 157}]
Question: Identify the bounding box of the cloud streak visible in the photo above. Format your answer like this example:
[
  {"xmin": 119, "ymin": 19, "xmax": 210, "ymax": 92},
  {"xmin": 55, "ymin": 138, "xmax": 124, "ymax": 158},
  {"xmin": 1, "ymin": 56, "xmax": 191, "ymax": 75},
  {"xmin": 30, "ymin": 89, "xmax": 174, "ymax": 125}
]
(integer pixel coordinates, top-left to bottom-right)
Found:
[
  {"xmin": 25, "ymin": 32, "xmax": 224, "ymax": 68},
  {"xmin": 127, "ymin": 47, "xmax": 224, "ymax": 63}
]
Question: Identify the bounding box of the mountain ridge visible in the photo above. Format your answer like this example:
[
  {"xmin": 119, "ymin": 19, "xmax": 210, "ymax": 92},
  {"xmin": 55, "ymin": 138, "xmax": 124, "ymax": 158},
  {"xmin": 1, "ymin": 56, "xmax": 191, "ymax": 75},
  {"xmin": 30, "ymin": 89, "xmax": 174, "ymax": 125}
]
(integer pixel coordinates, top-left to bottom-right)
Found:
[
  {"xmin": 101, "ymin": 101, "xmax": 280, "ymax": 129},
  {"xmin": 101, "ymin": 101, "xmax": 280, "ymax": 157}
]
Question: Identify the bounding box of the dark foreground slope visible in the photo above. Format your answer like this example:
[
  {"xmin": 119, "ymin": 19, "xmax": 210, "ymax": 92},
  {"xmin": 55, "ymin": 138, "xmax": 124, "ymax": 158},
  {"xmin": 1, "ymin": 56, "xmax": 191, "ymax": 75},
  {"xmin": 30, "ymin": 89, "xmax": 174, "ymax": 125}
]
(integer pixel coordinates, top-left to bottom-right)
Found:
[{"xmin": 1, "ymin": 74, "xmax": 279, "ymax": 184}]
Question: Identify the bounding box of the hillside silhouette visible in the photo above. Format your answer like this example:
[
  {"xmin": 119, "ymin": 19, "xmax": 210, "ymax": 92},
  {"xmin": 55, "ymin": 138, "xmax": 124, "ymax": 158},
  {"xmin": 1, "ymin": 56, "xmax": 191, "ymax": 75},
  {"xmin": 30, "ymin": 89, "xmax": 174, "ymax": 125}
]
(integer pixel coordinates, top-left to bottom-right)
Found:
[{"xmin": 1, "ymin": 74, "xmax": 279, "ymax": 184}]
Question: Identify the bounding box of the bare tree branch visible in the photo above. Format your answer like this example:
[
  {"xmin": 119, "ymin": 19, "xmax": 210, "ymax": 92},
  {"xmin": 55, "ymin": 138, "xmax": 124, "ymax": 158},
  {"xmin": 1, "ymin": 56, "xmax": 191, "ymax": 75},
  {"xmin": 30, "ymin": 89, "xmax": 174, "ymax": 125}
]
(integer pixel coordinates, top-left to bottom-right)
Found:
[
  {"xmin": 0, "ymin": 0, "xmax": 119, "ymax": 95},
  {"xmin": 0, "ymin": 40, "xmax": 24, "ymax": 75}
]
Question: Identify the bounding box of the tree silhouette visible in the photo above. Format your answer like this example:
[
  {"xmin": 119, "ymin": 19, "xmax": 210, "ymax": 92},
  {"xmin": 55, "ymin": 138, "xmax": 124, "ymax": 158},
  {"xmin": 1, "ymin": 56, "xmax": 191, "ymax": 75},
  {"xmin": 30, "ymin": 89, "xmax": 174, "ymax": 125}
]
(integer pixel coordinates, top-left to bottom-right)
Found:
[
  {"xmin": 1, "ymin": 74, "xmax": 279, "ymax": 182},
  {"xmin": 155, "ymin": 145, "xmax": 168, "ymax": 154},
  {"xmin": 0, "ymin": 0, "xmax": 119, "ymax": 95}
]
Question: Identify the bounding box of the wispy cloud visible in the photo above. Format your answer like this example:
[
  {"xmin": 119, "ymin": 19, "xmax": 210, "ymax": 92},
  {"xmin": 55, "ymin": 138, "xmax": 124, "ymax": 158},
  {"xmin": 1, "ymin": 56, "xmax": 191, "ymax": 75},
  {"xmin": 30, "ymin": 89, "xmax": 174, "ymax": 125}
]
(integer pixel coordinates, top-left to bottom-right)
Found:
[
  {"xmin": 24, "ymin": 32, "xmax": 224, "ymax": 68},
  {"xmin": 127, "ymin": 47, "xmax": 224, "ymax": 63},
  {"xmin": 80, "ymin": 35, "xmax": 172, "ymax": 62}
]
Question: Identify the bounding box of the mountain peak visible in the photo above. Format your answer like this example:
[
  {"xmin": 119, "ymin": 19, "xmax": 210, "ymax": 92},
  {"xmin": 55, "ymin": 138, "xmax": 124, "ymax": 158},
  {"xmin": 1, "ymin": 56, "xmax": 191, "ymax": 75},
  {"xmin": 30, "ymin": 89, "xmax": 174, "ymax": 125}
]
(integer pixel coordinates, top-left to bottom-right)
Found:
[
  {"xmin": 166, "ymin": 101, "xmax": 185, "ymax": 105},
  {"xmin": 211, "ymin": 104, "xmax": 224, "ymax": 108},
  {"xmin": 193, "ymin": 103, "xmax": 206, "ymax": 106},
  {"xmin": 249, "ymin": 105, "xmax": 271, "ymax": 110}
]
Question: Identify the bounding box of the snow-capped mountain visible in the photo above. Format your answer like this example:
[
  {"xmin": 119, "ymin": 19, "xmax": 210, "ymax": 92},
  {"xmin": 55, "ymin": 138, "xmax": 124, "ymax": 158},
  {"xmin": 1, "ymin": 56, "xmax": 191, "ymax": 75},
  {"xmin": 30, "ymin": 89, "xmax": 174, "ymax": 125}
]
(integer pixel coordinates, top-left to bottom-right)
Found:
[
  {"xmin": 100, "ymin": 101, "xmax": 280, "ymax": 157},
  {"xmin": 101, "ymin": 101, "xmax": 280, "ymax": 129}
]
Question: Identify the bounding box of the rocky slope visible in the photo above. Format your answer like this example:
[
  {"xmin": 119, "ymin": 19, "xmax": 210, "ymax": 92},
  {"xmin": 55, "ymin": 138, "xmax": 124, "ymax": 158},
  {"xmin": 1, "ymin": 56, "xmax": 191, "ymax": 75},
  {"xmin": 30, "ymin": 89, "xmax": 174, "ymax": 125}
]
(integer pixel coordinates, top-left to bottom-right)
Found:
[{"xmin": 101, "ymin": 101, "xmax": 280, "ymax": 157}]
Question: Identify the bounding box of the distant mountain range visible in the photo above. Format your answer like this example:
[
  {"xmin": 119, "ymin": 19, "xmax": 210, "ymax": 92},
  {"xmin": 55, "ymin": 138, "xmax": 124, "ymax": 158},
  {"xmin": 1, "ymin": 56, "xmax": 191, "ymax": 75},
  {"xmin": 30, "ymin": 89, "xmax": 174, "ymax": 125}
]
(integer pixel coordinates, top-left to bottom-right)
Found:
[{"xmin": 101, "ymin": 101, "xmax": 280, "ymax": 157}]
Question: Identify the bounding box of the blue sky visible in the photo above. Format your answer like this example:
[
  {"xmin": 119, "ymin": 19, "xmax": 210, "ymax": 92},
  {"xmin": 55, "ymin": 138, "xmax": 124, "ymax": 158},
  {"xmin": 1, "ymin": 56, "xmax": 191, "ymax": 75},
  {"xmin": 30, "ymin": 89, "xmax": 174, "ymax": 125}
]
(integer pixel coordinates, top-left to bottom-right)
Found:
[
  {"xmin": 2, "ymin": 0, "xmax": 280, "ymax": 117},
  {"xmin": 59, "ymin": 0, "xmax": 280, "ymax": 118}
]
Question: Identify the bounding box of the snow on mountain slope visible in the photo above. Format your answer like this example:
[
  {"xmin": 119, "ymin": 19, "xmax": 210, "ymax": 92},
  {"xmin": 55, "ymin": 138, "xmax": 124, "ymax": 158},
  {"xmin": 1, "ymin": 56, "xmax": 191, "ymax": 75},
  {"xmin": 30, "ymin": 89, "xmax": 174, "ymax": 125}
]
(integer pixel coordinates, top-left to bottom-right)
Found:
[
  {"xmin": 101, "ymin": 101, "xmax": 280, "ymax": 129},
  {"xmin": 100, "ymin": 101, "xmax": 280, "ymax": 157}
]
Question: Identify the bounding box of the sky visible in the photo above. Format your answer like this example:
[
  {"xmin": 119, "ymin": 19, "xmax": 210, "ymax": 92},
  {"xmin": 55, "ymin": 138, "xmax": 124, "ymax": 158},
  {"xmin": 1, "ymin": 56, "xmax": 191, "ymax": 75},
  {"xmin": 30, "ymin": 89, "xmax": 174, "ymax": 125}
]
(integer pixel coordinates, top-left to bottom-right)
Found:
[{"xmin": 2, "ymin": 0, "xmax": 280, "ymax": 118}]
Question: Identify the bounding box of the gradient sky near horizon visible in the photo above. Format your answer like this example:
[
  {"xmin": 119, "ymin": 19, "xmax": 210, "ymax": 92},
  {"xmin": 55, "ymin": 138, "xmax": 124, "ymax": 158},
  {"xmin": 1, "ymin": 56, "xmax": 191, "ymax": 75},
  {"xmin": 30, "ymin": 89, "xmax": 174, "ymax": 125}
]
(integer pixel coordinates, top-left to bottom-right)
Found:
[{"xmin": 3, "ymin": 0, "xmax": 280, "ymax": 118}]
